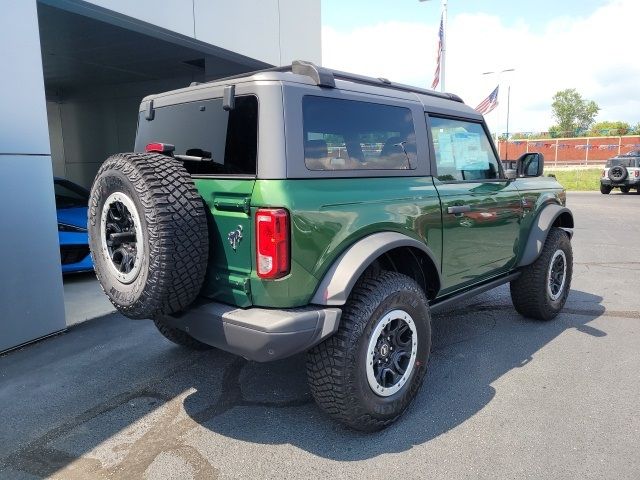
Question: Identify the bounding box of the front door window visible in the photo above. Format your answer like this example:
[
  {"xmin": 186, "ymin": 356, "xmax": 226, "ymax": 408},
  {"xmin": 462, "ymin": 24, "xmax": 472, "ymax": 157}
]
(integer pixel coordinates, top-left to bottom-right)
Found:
[{"xmin": 430, "ymin": 117, "xmax": 501, "ymax": 181}]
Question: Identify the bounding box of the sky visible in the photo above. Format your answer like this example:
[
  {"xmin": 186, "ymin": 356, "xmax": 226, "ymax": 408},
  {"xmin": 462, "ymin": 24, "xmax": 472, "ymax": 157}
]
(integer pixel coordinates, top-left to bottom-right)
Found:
[{"xmin": 321, "ymin": 0, "xmax": 640, "ymax": 135}]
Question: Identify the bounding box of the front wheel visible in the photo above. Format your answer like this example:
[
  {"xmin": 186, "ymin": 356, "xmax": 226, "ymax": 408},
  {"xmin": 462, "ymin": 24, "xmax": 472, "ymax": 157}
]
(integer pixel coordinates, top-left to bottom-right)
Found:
[
  {"xmin": 510, "ymin": 227, "xmax": 573, "ymax": 321},
  {"xmin": 600, "ymin": 184, "xmax": 612, "ymax": 194},
  {"xmin": 306, "ymin": 271, "xmax": 431, "ymax": 431}
]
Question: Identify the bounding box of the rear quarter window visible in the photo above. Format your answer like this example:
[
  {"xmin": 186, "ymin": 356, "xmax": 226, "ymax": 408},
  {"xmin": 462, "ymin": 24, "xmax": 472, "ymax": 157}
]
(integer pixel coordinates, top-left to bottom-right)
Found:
[
  {"xmin": 302, "ymin": 96, "xmax": 417, "ymax": 171},
  {"xmin": 135, "ymin": 96, "xmax": 258, "ymax": 175}
]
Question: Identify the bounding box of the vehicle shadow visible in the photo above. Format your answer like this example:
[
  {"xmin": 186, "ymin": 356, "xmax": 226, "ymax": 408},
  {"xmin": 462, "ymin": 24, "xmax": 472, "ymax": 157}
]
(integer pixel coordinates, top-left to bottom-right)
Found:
[
  {"xmin": 181, "ymin": 287, "xmax": 607, "ymax": 461},
  {"xmin": 0, "ymin": 288, "xmax": 608, "ymax": 477}
]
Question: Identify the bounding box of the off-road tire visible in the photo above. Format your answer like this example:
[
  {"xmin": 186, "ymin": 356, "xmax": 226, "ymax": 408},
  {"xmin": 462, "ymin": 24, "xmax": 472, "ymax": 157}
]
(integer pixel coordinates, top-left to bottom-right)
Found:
[
  {"xmin": 510, "ymin": 227, "xmax": 572, "ymax": 321},
  {"xmin": 620, "ymin": 186, "xmax": 630, "ymax": 194},
  {"xmin": 153, "ymin": 318, "xmax": 212, "ymax": 350},
  {"xmin": 89, "ymin": 152, "xmax": 209, "ymax": 319},
  {"xmin": 608, "ymin": 165, "xmax": 628, "ymax": 182},
  {"xmin": 306, "ymin": 271, "xmax": 431, "ymax": 432},
  {"xmin": 600, "ymin": 184, "xmax": 612, "ymax": 194}
]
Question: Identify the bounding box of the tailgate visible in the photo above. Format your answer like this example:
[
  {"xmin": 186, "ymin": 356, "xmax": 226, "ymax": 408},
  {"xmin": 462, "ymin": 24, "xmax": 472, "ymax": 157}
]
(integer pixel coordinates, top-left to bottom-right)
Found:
[{"xmin": 194, "ymin": 178, "xmax": 256, "ymax": 307}]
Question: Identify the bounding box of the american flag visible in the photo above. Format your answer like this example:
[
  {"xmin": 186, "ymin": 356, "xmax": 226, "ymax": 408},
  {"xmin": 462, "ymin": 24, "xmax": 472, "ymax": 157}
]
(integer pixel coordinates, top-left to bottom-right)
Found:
[
  {"xmin": 431, "ymin": 14, "xmax": 443, "ymax": 89},
  {"xmin": 475, "ymin": 85, "xmax": 499, "ymax": 115}
]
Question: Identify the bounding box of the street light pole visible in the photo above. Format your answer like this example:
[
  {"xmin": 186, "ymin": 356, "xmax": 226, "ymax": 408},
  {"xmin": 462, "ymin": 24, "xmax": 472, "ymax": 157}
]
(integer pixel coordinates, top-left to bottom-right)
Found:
[{"xmin": 420, "ymin": 0, "xmax": 448, "ymax": 92}]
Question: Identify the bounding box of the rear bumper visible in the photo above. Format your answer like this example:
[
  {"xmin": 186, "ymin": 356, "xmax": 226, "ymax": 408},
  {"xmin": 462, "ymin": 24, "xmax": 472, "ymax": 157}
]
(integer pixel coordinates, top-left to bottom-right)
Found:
[
  {"xmin": 160, "ymin": 302, "xmax": 341, "ymax": 362},
  {"xmin": 601, "ymin": 178, "xmax": 640, "ymax": 187}
]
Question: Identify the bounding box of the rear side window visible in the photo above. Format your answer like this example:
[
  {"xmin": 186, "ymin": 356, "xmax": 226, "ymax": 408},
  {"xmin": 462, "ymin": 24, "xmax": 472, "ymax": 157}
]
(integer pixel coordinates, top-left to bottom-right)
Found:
[
  {"xmin": 429, "ymin": 116, "xmax": 500, "ymax": 181},
  {"xmin": 135, "ymin": 96, "xmax": 258, "ymax": 175},
  {"xmin": 302, "ymin": 96, "xmax": 416, "ymax": 171}
]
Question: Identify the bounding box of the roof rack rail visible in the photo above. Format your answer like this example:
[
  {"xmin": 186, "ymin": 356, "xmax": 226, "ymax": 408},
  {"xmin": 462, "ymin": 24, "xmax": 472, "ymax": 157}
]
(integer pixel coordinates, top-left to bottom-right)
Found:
[
  {"xmin": 291, "ymin": 60, "xmax": 335, "ymax": 88},
  {"xmin": 200, "ymin": 60, "xmax": 464, "ymax": 103},
  {"xmin": 328, "ymin": 67, "xmax": 464, "ymax": 103}
]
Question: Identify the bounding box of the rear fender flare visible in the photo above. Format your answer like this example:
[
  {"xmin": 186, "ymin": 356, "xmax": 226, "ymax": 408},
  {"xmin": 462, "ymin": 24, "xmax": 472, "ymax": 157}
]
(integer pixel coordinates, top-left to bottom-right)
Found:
[
  {"xmin": 310, "ymin": 232, "xmax": 441, "ymax": 306},
  {"xmin": 518, "ymin": 204, "xmax": 574, "ymax": 267}
]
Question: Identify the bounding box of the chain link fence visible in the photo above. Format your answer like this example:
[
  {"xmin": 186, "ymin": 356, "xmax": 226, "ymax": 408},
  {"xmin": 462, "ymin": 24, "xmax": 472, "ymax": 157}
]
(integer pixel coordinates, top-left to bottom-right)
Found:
[{"xmin": 497, "ymin": 135, "xmax": 640, "ymax": 166}]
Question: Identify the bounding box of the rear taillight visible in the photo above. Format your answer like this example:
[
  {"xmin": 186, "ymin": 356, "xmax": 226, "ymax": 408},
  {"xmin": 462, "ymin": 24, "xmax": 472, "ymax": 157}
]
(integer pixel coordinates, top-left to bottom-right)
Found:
[
  {"xmin": 256, "ymin": 208, "xmax": 290, "ymax": 279},
  {"xmin": 145, "ymin": 142, "xmax": 175, "ymax": 154},
  {"xmin": 635, "ymin": 170, "xmax": 639, "ymax": 178},
  {"xmin": 601, "ymin": 169, "xmax": 606, "ymax": 177}
]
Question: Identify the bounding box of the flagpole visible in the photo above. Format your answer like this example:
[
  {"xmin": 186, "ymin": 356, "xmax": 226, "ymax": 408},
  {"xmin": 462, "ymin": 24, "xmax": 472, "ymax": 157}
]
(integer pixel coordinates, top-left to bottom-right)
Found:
[
  {"xmin": 505, "ymin": 85, "xmax": 511, "ymax": 160},
  {"xmin": 420, "ymin": 0, "xmax": 448, "ymax": 91},
  {"xmin": 440, "ymin": 0, "xmax": 447, "ymax": 92},
  {"xmin": 482, "ymin": 68, "xmax": 515, "ymax": 158}
]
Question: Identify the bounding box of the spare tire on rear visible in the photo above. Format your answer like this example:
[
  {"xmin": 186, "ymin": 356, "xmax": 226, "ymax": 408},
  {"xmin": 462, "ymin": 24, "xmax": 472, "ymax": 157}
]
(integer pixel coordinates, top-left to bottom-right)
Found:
[
  {"xmin": 88, "ymin": 152, "xmax": 209, "ymax": 319},
  {"xmin": 608, "ymin": 165, "xmax": 628, "ymax": 181}
]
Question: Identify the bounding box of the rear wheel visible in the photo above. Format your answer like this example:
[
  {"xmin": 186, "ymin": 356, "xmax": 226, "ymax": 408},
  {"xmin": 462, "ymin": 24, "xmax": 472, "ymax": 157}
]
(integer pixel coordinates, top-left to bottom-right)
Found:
[
  {"xmin": 600, "ymin": 184, "xmax": 612, "ymax": 194},
  {"xmin": 89, "ymin": 152, "xmax": 209, "ymax": 319},
  {"xmin": 306, "ymin": 271, "xmax": 431, "ymax": 431},
  {"xmin": 510, "ymin": 228, "xmax": 572, "ymax": 321},
  {"xmin": 620, "ymin": 186, "xmax": 630, "ymax": 194}
]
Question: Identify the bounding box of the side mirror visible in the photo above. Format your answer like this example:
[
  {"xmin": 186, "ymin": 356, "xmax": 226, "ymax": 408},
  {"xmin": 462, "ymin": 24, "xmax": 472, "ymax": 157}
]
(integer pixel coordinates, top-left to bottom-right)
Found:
[
  {"xmin": 516, "ymin": 152, "xmax": 544, "ymax": 177},
  {"xmin": 504, "ymin": 169, "xmax": 517, "ymax": 180}
]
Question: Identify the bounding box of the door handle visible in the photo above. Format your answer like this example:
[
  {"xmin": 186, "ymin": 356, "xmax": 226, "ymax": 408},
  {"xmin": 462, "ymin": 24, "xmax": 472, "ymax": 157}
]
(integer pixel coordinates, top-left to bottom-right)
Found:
[
  {"xmin": 471, "ymin": 191, "xmax": 498, "ymax": 196},
  {"xmin": 447, "ymin": 205, "xmax": 471, "ymax": 214}
]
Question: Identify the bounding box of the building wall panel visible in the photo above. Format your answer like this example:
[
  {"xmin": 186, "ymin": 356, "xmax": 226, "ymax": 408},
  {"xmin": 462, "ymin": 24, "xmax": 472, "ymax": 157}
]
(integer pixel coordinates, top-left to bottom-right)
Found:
[
  {"xmin": 0, "ymin": 0, "xmax": 50, "ymax": 154},
  {"xmin": 86, "ymin": 0, "xmax": 195, "ymax": 38}
]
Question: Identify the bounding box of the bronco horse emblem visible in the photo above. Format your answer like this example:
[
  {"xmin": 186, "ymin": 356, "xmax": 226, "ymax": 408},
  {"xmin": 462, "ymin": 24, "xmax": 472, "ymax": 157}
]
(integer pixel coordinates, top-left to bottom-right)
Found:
[{"xmin": 227, "ymin": 225, "xmax": 243, "ymax": 251}]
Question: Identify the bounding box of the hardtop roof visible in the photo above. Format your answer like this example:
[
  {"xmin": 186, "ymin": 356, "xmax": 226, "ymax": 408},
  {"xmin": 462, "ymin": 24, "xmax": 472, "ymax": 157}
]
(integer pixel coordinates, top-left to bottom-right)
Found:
[{"xmin": 140, "ymin": 61, "xmax": 481, "ymax": 119}]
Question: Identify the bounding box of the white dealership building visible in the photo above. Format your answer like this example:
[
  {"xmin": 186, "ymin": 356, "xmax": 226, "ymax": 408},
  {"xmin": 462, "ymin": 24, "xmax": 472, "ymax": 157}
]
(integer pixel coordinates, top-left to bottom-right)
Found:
[{"xmin": 0, "ymin": 0, "xmax": 321, "ymax": 351}]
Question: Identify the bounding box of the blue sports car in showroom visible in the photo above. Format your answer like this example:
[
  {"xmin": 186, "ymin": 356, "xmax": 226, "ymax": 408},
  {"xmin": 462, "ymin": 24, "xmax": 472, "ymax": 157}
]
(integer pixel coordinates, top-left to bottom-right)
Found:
[{"xmin": 55, "ymin": 177, "xmax": 93, "ymax": 273}]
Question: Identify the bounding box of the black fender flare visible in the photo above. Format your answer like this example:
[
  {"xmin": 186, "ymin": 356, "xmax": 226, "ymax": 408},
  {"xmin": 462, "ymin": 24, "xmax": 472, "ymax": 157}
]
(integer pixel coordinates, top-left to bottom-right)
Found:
[
  {"xmin": 517, "ymin": 204, "xmax": 574, "ymax": 267},
  {"xmin": 310, "ymin": 232, "xmax": 441, "ymax": 306}
]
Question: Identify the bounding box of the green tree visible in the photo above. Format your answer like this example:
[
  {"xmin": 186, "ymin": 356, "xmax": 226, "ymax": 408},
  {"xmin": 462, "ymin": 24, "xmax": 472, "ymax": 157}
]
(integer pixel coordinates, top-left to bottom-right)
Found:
[
  {"xmin": 630, "ymin": 123, "xmax": 640, "ymax": 135},
  {"xmin": 548, "ymin": 125, "xmax": 563, "ymax": 138},
  {"xmin": 550, "ymin": 88, "xmax": 599, "ymax": 137},
  {"xmin": 588, "ymin": 121, "xmax": 630, "ymax": 137}
]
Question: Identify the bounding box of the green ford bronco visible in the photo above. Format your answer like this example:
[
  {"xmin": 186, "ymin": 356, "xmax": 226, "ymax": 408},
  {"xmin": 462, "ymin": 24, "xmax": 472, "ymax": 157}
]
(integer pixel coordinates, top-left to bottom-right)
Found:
[{"xmin": 89, "ymin": 61, "xmax": 574, "ymax": 431}]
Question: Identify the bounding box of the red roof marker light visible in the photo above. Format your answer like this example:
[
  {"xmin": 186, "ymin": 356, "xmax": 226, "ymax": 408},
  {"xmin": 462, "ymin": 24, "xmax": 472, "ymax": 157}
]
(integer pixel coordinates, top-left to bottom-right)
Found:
[{"xmin": 145, "ymin": 143, "xmax": 175, "ymax": 154}]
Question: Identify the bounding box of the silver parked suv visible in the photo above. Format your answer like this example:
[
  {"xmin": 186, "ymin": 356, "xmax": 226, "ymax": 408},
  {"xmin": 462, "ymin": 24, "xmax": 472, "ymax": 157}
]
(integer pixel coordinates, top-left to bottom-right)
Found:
[{"xmin": 600, "ymin": 151, "xmax": 640, "ymax": 194}]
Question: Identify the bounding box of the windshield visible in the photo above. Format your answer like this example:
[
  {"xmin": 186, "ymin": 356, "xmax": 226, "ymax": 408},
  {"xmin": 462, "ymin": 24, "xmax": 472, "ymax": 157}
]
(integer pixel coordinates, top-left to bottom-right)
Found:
[{"xmin": 54, "ymin": 179, "xmax": 89, "ymax": 209}]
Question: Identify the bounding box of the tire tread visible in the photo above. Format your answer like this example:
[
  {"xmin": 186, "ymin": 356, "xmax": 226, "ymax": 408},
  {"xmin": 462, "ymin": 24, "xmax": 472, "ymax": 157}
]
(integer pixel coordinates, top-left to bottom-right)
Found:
[
  {"xmin": 307, "ymin": 271, "xmax": 430, "ymax": 431},
  {"xmin": 510, "ymin": 227, "xmax": 572, "ymax": 321},
  {"xmin": 89, "ymin": 152, "xmax": 208, "ymax": 319}
]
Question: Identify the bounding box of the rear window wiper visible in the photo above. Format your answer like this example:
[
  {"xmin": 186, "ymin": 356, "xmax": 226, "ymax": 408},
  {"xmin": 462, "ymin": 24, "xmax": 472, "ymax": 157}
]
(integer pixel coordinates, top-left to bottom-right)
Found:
[{"xmin": 174, "ymin": 154, "xmax": 213, "ymax": 162}]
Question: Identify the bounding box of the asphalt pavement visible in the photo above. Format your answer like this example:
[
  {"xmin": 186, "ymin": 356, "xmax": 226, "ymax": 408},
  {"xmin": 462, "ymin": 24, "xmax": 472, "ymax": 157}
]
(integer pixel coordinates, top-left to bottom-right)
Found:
[{"xmin": 1, "ymin": 191, "xmax": 639, "ymax": 479}]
